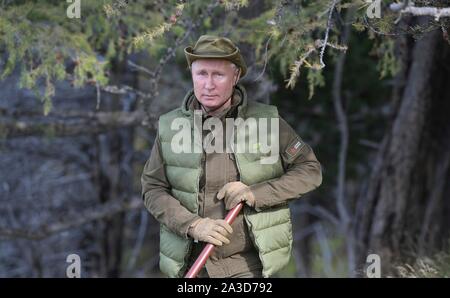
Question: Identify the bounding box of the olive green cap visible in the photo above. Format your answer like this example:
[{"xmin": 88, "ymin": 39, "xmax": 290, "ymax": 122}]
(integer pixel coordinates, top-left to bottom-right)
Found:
[{"xmin": 184, "ymin": 35, "xmax": 247, "ymax": 78}]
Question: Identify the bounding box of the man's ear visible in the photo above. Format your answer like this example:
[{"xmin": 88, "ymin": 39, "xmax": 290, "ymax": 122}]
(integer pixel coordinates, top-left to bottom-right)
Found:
[{"xmin": 234, "ymin": 69, "xmax": 241, "ymax": 86}]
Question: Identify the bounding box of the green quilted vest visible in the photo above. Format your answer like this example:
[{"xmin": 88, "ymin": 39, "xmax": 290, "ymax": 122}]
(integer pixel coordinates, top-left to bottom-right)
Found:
[{"xmin": 158, "ymin": 85, "xmax": 293, "ymax": 277}]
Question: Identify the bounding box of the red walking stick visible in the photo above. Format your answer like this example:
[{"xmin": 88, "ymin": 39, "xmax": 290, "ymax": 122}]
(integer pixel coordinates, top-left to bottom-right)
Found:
[{"xmin": 184, "ymin": 202, "xmax": 244, "ymax": 278}]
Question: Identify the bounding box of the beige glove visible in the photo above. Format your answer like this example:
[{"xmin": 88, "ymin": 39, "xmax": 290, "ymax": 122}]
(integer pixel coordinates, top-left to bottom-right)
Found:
[
  {"xmin": 217, "ymin": 181, "xmax": 256, "ymax": 210},
  {"xmin": 188, "ymin": 217, "xmax": 233, "ymax": 246}
]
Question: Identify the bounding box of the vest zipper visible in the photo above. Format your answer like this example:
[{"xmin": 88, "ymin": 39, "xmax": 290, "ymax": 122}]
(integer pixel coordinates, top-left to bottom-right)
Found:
[
  {"xmin": 230, "ymin": 126, "xmax": 269, "ymax": 276},
  {"xmin": 200, "ymin": 152, "xmax": 205, "ymax": 217}
]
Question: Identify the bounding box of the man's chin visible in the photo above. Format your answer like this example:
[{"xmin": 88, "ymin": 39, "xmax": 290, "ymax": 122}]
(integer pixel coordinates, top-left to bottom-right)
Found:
[
  {"xmin": 199, "ymin": 96, "xmax": 231, "ymax": 113},
  {"xmin": 203, "ymin": 106, "xmax": 219, "ymax": 113},
  {"xmin": 200, "ymin": 101, "xmax": 220, "ymax": 111}
]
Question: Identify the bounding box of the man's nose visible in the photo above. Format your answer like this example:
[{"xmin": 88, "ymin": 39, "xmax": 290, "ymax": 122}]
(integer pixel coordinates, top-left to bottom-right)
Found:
[{"xmin": 205, "ymin": 76, "xmax": 215, "ymax": 90}]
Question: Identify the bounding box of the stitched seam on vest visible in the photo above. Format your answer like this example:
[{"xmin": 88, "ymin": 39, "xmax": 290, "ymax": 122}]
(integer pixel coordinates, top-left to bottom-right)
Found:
[
  {"xmin": 160, "ymin": 251, "xmax": 181, "ymax": 262},
  {"xmin": 253, "ymin": 219, "xmax": 291, "ymax": 232},
  {"xmin": 160, "ymin": 250, "xmax": 180, "ymax": 262},
  {"xmin": 160, "ymin": 249, "xmax": 185, "ymax": 262},
  {"xmin": 171, "ymin": 187, "xmax": 195, "ymax": 195},
  {"xmin": 260, "ymin": 244, "xmax": 291, "ymax": 254}
]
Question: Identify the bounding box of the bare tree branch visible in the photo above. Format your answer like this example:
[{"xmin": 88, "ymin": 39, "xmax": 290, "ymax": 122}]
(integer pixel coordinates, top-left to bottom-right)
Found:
[
  {"xmin": 391, "ymin": 3, "xmax": 450, "ymax": 20},
  {"xmin": 127, "ymin": 60, "xmax": 155, "ymax": 77},
  {"xmin": 253, "ymin": 35, "xmax": 273, "ymax": 82},
  {"xmin": 96, "ymin": 81, "xmax": 101, "ymax": 110},
  {"xmin": 358, "ymin": 139, "xmax": 380, "ymax": 150},
  {"xmin": 0, "ymin": 197, "xmax": 144, "ymax": 240},
  {"xmin": 1, "ymin": 110, "xmax": 156, "ymax": 137},
  {"xmin": 332, "ymin": 17, "xmax": 350, "ymax": 227},
  {"xmin": 126, "ymin": 209, "xmax": 149, "ymax": 272},
  {"xmin": 331, "ymin": 7, "xmax": 357, "ymax": 277},
  {"xmin": 314, "ymin": 223, "xmax": 334, "ymax": 276},
  {"xmin": 101, "ymin": 84, "xmax": 152, "ymax": 99},
  {"xmin": 292, "ymin": 202, "xmax": 340, "ymax": 226},
  {"xmin": 319, "ymin": 0, "xmax": 340, "ymax": 68}
]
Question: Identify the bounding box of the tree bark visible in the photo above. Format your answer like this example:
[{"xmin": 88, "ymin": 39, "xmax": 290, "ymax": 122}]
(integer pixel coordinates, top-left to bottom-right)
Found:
[{"xmin": 356, "ymin": 25, "xmax": 450, "ymax": 273}]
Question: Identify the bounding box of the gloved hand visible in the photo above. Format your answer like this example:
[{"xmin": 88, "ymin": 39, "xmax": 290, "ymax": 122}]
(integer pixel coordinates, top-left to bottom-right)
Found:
[
  {"xmin": 188, "ymin": 217, "xmax": 233, "ymax": 246},
  {"xmin": 217, "ymin": 181, "xmax": 256, "ymax": 210}
]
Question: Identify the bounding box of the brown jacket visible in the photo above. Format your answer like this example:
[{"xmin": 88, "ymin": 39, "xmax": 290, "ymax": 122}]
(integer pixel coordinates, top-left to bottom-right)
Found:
[{"xmin": 141, "ymin": 90, "xmax": 322, "ymax": 277}]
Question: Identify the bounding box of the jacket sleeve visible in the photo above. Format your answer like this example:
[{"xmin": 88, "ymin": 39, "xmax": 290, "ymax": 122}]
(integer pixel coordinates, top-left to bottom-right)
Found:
[
  {"xmin": 141, "ymin": 132, "xmax": 201, "ymax": 238},
  {"xmin": 249, "ymin": 118, "xmax": 322, "ymax": 211}
]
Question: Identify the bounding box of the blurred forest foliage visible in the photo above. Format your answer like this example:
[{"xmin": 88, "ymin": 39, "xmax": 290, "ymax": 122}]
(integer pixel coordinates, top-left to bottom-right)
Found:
[{"xmin": 1, "ymin": 0, "xmax": 450, "ymax": 277}]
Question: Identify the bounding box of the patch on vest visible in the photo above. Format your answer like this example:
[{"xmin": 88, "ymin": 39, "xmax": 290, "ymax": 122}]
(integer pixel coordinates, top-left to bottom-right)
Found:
[{"xmin": 285, "ymin": 138, "xmax": 305, "ymax": 158}]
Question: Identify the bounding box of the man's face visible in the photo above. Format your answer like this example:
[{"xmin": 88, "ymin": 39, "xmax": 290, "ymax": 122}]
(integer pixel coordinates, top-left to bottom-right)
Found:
[{"xmin": 191, "ymin": 59, "xmax": 239, "ymax": 112}]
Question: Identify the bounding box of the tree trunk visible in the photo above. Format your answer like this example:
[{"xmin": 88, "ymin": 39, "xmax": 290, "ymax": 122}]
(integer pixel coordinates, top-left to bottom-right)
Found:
[
  {"xmin": 92, "ymin": 55, "xmax": 137, "ymax": 277},
  {"xmin": 356, "ymin": 26, "xmax": 450, "ymax": 274}
]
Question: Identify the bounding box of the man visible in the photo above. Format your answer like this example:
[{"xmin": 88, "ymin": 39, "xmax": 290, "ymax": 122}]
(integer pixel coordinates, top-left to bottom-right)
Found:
[{"xmin": 141, "ymin": 35, "xmax": 322, "ymax": 278}]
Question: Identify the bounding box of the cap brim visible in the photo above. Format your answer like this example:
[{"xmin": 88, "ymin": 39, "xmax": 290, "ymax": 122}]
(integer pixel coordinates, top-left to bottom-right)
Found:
[{"xmin": 184, "ymin": 46, "xmax": 240, "ymax": 60}]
